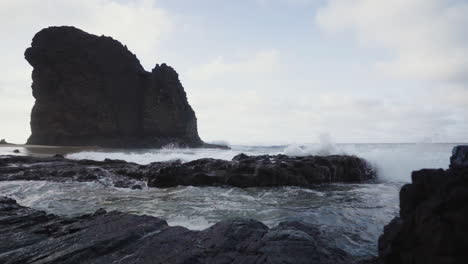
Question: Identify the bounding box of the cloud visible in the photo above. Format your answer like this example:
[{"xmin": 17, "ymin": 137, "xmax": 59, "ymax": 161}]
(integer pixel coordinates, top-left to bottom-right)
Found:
[
  {"xmin": 316, "ymin": 0, "xmax": 468, "ymax": 83},
  {"xmin": 309, "ymin": 92, "xmax": 458, "ymax": 142},
  {"xmin": 313, "ymin": 0, "xmax": 468, "ymax": 143},
  {"xmin": 197, "ymin": 89, "xmax": 461, "ymax": 144},
  {"xmin": 257, "ymin": 0, "xmax": 315, "ymax": 5},
  {"xmin": 187, "ymin": 49, "xmax": 281, "ymax": 81},
  {"xmin": 185, "ymin": 59, "xmax": 462, "ymax": 144},
  {"xmin": 0, "ymin": 0, "xmax": 173, "ymax": 70},
  {"xmin": 1, "ymin": 0, "xmax": 467, "ymax": 144},
  {"xmin": 0, "ymin": 0, "xmax": 173, "ymax": 143}
]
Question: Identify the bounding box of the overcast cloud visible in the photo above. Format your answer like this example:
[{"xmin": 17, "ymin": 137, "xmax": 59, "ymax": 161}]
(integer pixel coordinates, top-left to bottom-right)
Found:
[{"xmin": 0, "ymin": 0, "xmax": 467, "ymax": 144}]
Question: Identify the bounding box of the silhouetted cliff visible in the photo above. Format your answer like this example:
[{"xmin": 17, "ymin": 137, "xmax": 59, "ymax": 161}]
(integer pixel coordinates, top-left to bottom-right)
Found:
[{"xmin": 25, "ymin": 26, "xmax": 203, "ymax": 148}]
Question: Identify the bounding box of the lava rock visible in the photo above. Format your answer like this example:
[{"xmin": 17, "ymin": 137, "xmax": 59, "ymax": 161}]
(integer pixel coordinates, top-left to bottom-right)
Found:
[
  {"xmin": 148, "ymin": 154, "xmax": 376, "ymax": 188},
  {"xmin": 25, "ymin": 26, "xmax": 203, "ymax": 148},
  {"xmin": 0, "ymin": 154, "xmax": 376, "ymax": 188},
  {"xmin": 12, "ymin": 149, "xmax": 20, "ymax": 153},
  {"xmin": 450, "ymin": 145, "xmax": 468, "ymax": 169},
  {"xmin": 0, "ymin": 196, "xmax": 354, "ymax": 264},
  {"xmin": 378, "ymin": 145, "xmax": 468, "ymax": 264},
  {"xmin": 0, "ymin": 155, "xmax": 138, "ymax": 185}
]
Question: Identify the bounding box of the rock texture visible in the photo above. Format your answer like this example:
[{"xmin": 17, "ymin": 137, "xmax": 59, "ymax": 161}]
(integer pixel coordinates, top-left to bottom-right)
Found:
[
  {"xmin": 450, "ymin": 145, "xmax": 468, "ymax": 169},
  {"xmin": 0, "ymin": 154, "xmax": 376, "ymax": 188},
  {"xmin": 148, "ymin": 154, "xmax": 376, "ymax": 188},
  {"xmin": 0, "ymin": 196, "xmax": 353, "ymax": 264},
  {"xmin": 378, "ymin": 145, "xmax": 468, "ymax": 264},
  {"xmin": 25, "ymin": 26, "xmax": 203, "ymax": 148}
]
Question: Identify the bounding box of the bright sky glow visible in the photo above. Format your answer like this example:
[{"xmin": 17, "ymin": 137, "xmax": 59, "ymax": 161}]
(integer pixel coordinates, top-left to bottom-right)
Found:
[{"xmin": 1, "ymin": 0, "xmax": 467, "ymax": 144}]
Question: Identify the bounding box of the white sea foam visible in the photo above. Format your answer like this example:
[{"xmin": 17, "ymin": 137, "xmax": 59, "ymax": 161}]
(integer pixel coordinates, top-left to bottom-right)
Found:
[
  {"xmin": 1, "ymin": 142, "xmax": 459, "ymax": 257},
  {"xmin": 284, "ymin": 143, "xmax": 454, "ymax": 182},
  {"xmin": 66, "ymin": 143, "xmax": 457, "ymax": 183},
  {"xmin": 341, "ymin": 144, "xmax": 453, "ymax": 182},
  {"xmin": 282, "ymin": 133, "xmax": 343, "ymax": 156},
  {"xmin": 165, "ymin": 215, "xmax": 212, "ymax": 230},
  {"xmin": 67, "ymin": 148, "xmax": 240, "ymax": 164},
  {"xmin": 0, "ymin": 180, "xmax": 406, "ymax": 256}
]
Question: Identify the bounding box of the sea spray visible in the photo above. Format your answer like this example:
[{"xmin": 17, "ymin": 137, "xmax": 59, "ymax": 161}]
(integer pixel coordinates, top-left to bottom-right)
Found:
[
  {"xmin": 2, "ymin": 143, "xmax": 459, "ymax": 257},
  {"xmin": 282, "ymin": 133, "xmax": 343, "ymax": 156},
  {"xmin": 0, "ymin": 180, "xmax": 400, "ymax": 256},
  {"xmin": 66, "ymin": 143, "xmax": 456, "ymax": 183}
]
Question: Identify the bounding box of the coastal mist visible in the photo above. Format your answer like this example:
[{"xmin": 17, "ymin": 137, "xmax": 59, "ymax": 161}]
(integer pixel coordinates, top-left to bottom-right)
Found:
[{"xmin": 0, "ymin": 143, "xmax": 456, "ymax": 257}]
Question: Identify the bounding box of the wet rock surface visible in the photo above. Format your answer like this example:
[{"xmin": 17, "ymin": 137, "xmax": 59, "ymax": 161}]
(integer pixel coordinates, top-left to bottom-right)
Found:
[
  {"xmin": 0, "ymin": 196, "xmax": 355, "ymax": 264},
  {"xmin": 0, "ymin": 154, "xmax": 376, "ymax": 188},
  {"xmin": 378, "ymin": 146, "xmax": 468, "ymax": 264},
  {"xmin": 149, "ymin": 154, "xmax": 376, "ymax": 188},
  {"xmin": 25, "ymin": 26, "xmax": 203, "ymax": 148}
]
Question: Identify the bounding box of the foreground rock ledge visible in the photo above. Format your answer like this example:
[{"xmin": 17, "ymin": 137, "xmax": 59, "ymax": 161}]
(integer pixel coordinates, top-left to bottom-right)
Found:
[
  {"xmin": 378, "ymin": 145, "xmax": 468, "ymax": 264},
  {"xmin": 0, "ymin": 154, "xmax": 376, "ymax": 188},
  {"xmin": 0, "ymin": 196, "xmax": 355, "ymax": 264}
]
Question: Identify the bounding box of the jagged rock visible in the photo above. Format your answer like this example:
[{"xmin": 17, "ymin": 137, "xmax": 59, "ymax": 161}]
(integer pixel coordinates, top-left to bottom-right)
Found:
[
  {"xmin": 378, "ymin": 146, "xmax": 468, "ymax": 264},
  {"xmin": 450, "ymin": 145, "xmax": 468, "ymax": 169},
  {"xmin": 149, "ymin": 154, "xmax": 376, "ymax": 188},
  {"xmin": 0, "ymin": 155, "xmax": 142, "ymax": 188},
  {"xmin": 25, "ymin": 26, "xmax": 203, "ymax": 148},
  {"xmin": 0, "ymin": 196, "xmax": 354, "ymax": 264},
  {"xmin": 0, "ymin": 154, "xmax": 376, "ymax": 188}
]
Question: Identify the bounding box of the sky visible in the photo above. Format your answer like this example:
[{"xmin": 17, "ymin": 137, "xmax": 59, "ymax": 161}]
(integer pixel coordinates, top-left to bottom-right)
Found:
[{"xmin": 1, "ymin": 0, "xmax": 468, "ymax": 145}]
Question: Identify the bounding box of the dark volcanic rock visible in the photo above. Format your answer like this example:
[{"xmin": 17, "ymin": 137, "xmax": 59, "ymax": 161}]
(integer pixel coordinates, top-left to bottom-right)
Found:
[
  {"xmin": 149, "ymin": 154, "xmax": 376, "ymax": 188},
  {"xmin": 0, "ymin": 155, "xmax": 144, "ymax": 188},
  {"xmin": 25, "ymin": 26, "xmax": 203, "ymax": 148},
  {"xmin": 378, "ymin": 146, "xmax": 468, "ymax": 264},
  {"xmin": 0, "ymin": 154, "xmax": 376, "ymax": 188},
  {"xmin": 450, "ymin": 145, "xmax": 468, "ymax": 169},
  {"xmin": 0, "ymin": 196, "xmax": 353, "ymax": 264},
  {"xmin": 0, "ymin": 139, "xmax": 7, "ymax": 144}
]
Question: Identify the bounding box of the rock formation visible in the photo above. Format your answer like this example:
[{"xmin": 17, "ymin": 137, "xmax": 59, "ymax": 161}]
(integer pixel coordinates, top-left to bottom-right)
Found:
[
  {"xmin": 25, "ymin": 26, "xmax": 203, "ymax": 148},
  {"xmin": 148, "ymin": 153, "xmax": 376, "ymax": 188},
  {"xmin": 0, "ymin": 196, "xmax": 354, "ymax": 264},
  {"xmin": 0, "ymin": 154, "xmax": 376, "ymax": 188},
  {"xmin": 378, "ymin": 145, "xmax": 468, "ymax": 264}
]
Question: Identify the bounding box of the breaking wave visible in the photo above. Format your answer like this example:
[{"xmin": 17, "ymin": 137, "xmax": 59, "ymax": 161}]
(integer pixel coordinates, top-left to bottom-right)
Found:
[{"xmin": 67, "ymin": 143, "xmax": 457, "ymax": 183}]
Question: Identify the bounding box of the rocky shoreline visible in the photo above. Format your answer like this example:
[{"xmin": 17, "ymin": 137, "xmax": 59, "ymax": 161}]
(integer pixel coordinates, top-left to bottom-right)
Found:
[
  {"xmin": 0, "ymin": 196, "xmax": 356, "ymax": 264},
  {"xmin": 377, "ymin": 145, "xmax": 468, "ymax": 263},
  {"xmin": 0, "ymin": 153, "xmax": 376, "ymax": 189},
  {"xmin": 1, "ymin": 146, "xmax": 468, "ymax": 263}
]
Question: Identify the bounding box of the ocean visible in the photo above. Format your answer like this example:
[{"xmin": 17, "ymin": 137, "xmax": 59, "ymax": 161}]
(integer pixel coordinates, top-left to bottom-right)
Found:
[{"xmin": 0, "ymin": 143, "xmax": 459, "ymax": 256}]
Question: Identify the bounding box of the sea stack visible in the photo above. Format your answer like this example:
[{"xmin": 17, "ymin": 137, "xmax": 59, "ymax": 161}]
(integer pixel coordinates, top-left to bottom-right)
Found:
[{"xmin": 25, "ymin": 26, "xmax": 203, "ymax": 148}]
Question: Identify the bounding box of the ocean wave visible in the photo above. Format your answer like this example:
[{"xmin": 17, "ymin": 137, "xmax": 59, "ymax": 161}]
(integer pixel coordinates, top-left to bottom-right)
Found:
[{"xmin": 65, "ymin": 143, "xmax": 456, "ymax": 183}]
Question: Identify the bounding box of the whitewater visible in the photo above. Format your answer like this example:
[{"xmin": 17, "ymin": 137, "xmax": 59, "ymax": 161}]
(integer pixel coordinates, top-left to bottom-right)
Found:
[{"xmin": 0, "ymin": 143, "xmax": 459, "ymax": 256}]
